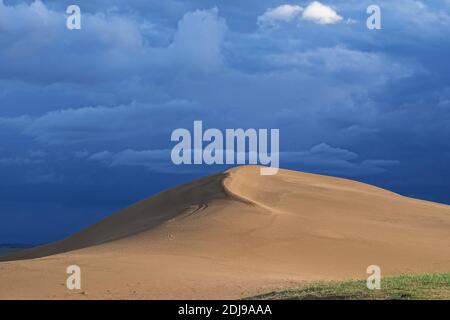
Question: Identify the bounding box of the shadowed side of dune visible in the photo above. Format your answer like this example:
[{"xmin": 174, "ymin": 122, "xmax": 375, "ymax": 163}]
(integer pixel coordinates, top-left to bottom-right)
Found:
[{"xmin": 0, "ymin": 171, "xmax": 245, "ymax": 261}]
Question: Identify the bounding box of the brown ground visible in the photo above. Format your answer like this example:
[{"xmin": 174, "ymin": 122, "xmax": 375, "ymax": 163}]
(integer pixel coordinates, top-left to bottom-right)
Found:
[{"xmin": 0, "ymin": 166, "xmax": 449, "ymax": 299}]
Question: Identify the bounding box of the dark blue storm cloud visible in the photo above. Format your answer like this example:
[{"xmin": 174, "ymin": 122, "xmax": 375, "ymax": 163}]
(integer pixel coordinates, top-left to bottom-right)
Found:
[{"xmin": 0, "ymin": 0, "xmax": 449, "ymax": 243}]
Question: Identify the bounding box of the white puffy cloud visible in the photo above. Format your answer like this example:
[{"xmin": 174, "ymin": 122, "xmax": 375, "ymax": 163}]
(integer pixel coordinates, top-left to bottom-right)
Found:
[
  {"xmin": 258, "ymin": 2, "xmax": 343, "ymax": 28},
  {"xmin": 302, "ymin": 1, "xmax": 343, "ymax": 25},
  {"xmin": 257, "ymin": 4, "xmax": 303, "ymax": 28}
]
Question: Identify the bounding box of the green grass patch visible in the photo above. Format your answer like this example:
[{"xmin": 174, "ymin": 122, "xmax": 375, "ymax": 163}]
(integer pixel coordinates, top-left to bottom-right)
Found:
[{"xmin": 248, "ymin": 273, "xmax": 450, "ymax": 300}]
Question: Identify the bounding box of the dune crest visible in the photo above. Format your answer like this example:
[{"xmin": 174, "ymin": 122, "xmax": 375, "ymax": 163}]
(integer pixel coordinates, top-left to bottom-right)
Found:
[{"xmin": 1, "ymin": 166, "xmax": 449, "ymax": 299}]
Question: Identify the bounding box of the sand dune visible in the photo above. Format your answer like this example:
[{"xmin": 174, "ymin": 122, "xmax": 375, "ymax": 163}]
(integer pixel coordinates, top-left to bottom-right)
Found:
[{"xmin": 0, "ymin": 166, "xmax": 449, "ymax": 299}]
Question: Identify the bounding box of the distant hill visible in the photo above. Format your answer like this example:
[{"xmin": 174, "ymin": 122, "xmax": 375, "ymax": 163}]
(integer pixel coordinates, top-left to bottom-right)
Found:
[{"xmin": 0, "ymin": 244, "xmax": 34, "ymax": 257}]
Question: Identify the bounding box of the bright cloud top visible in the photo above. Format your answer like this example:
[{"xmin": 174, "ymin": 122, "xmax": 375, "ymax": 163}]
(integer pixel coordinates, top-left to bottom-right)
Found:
[
  {"xmin": 258, "ymin": 1, "xmax": 342, "ymax": 27},
  {"xmin": 302, "ymin": 1, "xmax": 343, "ymax": 24},
  {"xmin": 257, "ymin": 4, "xmax": 303, "ymax": 27}
]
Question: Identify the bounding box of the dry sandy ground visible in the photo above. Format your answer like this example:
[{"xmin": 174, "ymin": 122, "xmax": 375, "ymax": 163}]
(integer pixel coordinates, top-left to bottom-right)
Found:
[{"xmin": 0, "ymin": 166, "xmax": 449, "ymax": 299}]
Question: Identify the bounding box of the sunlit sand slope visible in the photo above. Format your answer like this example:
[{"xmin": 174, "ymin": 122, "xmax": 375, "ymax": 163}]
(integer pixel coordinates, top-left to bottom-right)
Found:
[{"xmin": 0, "ymin": 166, "xmax": 449, "ymax": 299}]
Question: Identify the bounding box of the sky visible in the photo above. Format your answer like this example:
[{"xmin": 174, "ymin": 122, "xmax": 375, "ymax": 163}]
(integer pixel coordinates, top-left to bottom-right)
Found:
[{"xmin": 0, "ymin": 0, "xmax": 449, "ymax": 244}]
